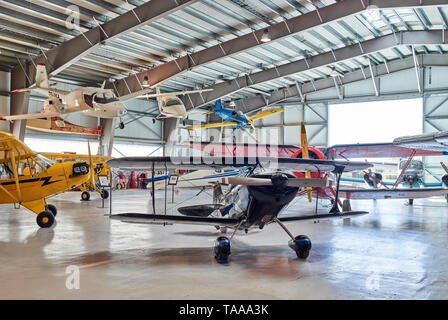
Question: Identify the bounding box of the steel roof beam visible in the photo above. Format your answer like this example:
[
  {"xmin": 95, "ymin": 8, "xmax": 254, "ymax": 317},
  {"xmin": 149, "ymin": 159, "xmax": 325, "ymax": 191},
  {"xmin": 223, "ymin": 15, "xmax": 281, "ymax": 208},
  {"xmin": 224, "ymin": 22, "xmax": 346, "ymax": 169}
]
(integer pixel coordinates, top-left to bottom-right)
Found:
[
  {"xmin": 181, "ymin": 29, "xmax": 446, "ymax": 109},
  {"xmin": 11, "ymin": 0, "xmax": 198, "ymax": 85},
  {"xmin": 107, "ymin": 0, "xmax": 448, "ymax": 98},
  {"xmin": 225, "ymin": 53, "xmax": 448, "ymax": 115}
]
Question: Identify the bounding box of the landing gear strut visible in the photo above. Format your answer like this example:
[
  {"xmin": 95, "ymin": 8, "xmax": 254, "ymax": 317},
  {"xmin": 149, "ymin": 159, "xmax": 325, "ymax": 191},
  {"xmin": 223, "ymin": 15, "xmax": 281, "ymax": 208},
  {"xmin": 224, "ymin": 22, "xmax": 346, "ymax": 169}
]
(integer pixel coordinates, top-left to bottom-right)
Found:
[
  {"xmin": 274, "ymin": 218, "xmax": 312, "ymax": 259},
  {"xmin": 213, "ymin": 219, "xmax": 245, "ymax": 263}
]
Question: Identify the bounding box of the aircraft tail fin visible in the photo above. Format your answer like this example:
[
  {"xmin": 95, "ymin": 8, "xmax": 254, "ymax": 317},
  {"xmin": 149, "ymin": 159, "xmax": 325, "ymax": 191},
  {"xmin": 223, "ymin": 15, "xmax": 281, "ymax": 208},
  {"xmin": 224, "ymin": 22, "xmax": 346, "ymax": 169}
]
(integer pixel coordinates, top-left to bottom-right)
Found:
[
  {"xmin": 11, "ymin": 63, "xmax": 50, "ymax": 96},
  {"xmin": 214, "ymin": 99, "xmax": 222, "ymax": 111}
]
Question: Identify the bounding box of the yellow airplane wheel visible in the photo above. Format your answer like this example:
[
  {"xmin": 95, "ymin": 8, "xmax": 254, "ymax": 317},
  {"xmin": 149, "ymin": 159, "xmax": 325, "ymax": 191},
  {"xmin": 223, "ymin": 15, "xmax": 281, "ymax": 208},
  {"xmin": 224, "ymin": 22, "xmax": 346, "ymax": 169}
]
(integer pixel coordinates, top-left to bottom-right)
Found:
[
  {"xmin": 36, "ymin": 211, "xmax": 55, "ymax": 228},
  {"xmin": 45, "ymin": 204, "xmax": 58, "ymax": 217},
  {"xmin": 81, "ymin": 191, "xmax": 90, "ymax": 201}
]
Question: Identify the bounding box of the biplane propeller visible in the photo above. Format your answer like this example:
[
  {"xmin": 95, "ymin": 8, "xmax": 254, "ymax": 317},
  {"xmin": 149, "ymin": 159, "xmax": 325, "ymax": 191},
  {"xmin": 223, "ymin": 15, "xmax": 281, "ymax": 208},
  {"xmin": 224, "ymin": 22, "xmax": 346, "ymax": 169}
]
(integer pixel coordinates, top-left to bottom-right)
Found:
[{"xmin": 0, "ymin": 132, "xmax": 90, "ymax": 228}]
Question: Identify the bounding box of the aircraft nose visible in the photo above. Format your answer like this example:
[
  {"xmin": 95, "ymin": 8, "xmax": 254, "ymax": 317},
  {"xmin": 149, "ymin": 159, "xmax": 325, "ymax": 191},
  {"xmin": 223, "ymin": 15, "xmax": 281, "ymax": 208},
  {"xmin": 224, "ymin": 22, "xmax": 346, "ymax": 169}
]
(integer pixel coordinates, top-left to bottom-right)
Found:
[{"xmin": 72, "ymin": 162, "xmax": 90, "ymax": 177}]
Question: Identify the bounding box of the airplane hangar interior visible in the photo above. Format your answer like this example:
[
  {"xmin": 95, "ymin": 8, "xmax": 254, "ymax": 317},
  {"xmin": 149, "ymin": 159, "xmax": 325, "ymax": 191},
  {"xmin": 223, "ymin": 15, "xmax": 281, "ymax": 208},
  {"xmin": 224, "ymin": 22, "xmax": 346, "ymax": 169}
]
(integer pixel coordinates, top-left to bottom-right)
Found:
[{"xmin": 2, "ymin": 0, "xmax": 448, "ymax": 303}]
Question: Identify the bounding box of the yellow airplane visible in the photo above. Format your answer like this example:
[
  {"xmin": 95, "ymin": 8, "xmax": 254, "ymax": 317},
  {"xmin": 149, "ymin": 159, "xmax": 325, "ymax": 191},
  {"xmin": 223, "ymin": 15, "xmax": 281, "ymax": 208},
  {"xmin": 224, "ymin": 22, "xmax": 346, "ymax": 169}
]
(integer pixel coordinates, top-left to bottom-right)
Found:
[
  {"xmin": 0, "ymin": 132, "xmax": 90, "ymax": 228},
  {"xmin": 41, "ymin": 152, "xmax": 112, "ymax": 201},
  {"xmin": 185, "ymin": 99, "xmax": 284, "ymax": 131}
]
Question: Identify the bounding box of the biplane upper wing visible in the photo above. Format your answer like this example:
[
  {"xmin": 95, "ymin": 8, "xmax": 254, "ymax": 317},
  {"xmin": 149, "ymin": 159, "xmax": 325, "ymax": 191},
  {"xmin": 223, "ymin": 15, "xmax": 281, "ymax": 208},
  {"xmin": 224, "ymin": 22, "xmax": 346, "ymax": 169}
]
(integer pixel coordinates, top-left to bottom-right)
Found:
[
  {"xmin": 0, "ymin": 111, "xmax": 69, "ymax": 121},
  {"xmin": 107, "ymin": 156, "xmax": 372, "ymax": 173},
  {"xmin": 393, "ymin": 131, "xmax": 448, "ymax": 152},
  {"xmin": 247, "ymin": 108, "xmax": 284, "ymax": 121},
  {"xmin": 0, "ymin": 132, "xmax": 36, "ymax": 163},
  {"xmin": 326, "ymin": 142, "xmax": 443, "ymax": 159},
  {"xmin": 185, "ymin": 122, "xmax": 239, "ymax": 130}
]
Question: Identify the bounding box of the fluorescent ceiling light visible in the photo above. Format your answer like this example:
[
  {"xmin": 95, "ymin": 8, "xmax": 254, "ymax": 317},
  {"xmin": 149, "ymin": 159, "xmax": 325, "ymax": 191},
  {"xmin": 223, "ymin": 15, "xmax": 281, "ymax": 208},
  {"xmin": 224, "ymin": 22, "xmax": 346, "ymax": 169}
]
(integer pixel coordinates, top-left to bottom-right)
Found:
[{"xmin": 261, "ymin": 29, "xmax": 271, "ymax": 43}]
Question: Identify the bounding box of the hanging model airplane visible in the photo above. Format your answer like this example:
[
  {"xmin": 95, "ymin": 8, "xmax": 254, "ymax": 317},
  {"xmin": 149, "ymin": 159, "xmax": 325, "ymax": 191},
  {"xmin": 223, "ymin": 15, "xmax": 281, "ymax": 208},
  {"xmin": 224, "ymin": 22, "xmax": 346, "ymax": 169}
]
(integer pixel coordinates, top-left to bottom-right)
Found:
[
  {"xmin": 137, "ymin": 87, "xmax": 213, "ymax": 123},
  {"xmin": 185, "ymin": 99, "xmax": 284, "ymax": 131},
  {"xmin": 106, "ymin": 156, "xmax": 372, "ymax": 263},
  {"xmin": 0, "ymin": 132, "xmax": 91, "ymax": 228},
  {"xmin": 2, "ymin": 64, "xmax": 149, "ymax": 129}
]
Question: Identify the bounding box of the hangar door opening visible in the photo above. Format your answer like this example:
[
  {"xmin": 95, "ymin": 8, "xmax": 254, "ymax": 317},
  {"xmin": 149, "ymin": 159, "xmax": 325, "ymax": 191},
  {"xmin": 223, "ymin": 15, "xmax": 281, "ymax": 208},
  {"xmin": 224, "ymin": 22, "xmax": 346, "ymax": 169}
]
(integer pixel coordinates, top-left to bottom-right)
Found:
[{"xmin": 328, "ymin": 98, "xmax": 423, "ymax": 146}]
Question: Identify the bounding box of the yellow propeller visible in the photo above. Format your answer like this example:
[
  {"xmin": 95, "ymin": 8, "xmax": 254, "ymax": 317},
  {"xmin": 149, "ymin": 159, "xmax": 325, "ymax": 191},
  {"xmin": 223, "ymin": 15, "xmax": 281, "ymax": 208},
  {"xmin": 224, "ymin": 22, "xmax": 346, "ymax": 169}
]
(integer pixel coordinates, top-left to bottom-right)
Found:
[
  {"xmin": 300, "ymin": 122, "xmax": 313, "ymax": 202},
  {"xmin": 87, "ymin": 141, "xmax": 95, "ymax": 187}
]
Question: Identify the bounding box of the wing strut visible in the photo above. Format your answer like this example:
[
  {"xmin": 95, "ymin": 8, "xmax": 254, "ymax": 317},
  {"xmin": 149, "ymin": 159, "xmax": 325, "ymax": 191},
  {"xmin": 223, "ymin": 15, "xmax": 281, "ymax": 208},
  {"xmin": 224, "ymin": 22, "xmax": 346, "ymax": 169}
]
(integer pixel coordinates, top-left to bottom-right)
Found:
[{"xmin": 393, "ymin": 149, "xmax": 417, "ymax": 189}]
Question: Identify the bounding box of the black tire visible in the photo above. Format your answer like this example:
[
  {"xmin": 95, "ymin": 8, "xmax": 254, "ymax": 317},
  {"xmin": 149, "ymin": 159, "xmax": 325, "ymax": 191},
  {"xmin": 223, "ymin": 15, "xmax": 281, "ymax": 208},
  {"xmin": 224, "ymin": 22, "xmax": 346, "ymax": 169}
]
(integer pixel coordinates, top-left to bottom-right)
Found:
[
  {"xmin": 119, "ymin": 122, "xmax": 125, "ymax": 129},
  {"xmin": 289, "ymin": 235, "xmax": 312, "ymax": 260},
  {"xmin": 152, "ymin": 118, "xmax": 156, "ymax": 124},
  {"xmin": 409, "ymin": 199, "xmax": 414, "ymax": 205},
  {"xmin": 36, "ymin": 211, "xmax": 55, "ymax": 228},
  {"xmin": 296, "ymin": 249, "xmax": 310, "ymax": 259},
  {"xmin": 116, "ymin": 183, "xmax": 122, "ymax": 190},
  {"xmin": 214, "ymin": 236, "xmax": 231, "ymax": 264},
  {"xmin": 81, "ymin": 191, "xmax": 90, "ymax": 201},
  {"xmin": 45, "ymin": 204, "xmax": 57, "ymax": 217},
  {"xmin": 101, "ymin": 190, "xmax": 109, "ymax": 199}
]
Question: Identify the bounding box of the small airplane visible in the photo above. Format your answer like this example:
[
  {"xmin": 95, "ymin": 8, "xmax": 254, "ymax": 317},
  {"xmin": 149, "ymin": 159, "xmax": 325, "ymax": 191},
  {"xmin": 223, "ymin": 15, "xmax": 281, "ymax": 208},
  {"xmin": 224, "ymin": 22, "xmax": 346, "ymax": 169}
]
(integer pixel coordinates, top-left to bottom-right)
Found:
[
  {"xmin": 41, "ymin": 152, "xmax": 112, "ymax": 201},
  {"xmin": 185, "ymin": 99, "xmax": 284, "ymax": 131},
  {"xmin": 0, "ymin": 132, "xmax": 90, "ymax": 228},
  {"xmin": 138, "ymin": 87, "xmax": 213, "ymax": 123},
  {"xmin": 3, "ymin": 64, "xmax": 149, "ymax": 129},
  {"xmin": 106, "ymin": 155, "xmax": 371, "ymax": 263}
]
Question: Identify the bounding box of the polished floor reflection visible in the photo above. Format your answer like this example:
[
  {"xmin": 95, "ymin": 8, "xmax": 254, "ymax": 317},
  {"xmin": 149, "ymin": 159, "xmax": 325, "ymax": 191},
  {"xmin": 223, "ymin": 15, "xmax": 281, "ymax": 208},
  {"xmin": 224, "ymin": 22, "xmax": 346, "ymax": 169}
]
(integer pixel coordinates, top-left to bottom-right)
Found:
[{"xmin": 0, "ymin": 188, "xmax": 447, "ymax": 299}]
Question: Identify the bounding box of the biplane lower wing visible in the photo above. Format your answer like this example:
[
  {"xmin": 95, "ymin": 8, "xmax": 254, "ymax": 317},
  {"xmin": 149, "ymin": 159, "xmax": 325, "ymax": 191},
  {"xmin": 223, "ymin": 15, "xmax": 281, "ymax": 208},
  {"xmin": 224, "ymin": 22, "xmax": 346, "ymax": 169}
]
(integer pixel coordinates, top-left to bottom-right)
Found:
[
  {"xmin": 111, "ymin": 213, "xmax": 240, "ymax": 227},
  {"xmin": 185, "ymin": 121, "xmax": 238, "ymax": 130},
  {"xmin": 248, "ymin": 108, "xmax": 284, "ymax": 121}
]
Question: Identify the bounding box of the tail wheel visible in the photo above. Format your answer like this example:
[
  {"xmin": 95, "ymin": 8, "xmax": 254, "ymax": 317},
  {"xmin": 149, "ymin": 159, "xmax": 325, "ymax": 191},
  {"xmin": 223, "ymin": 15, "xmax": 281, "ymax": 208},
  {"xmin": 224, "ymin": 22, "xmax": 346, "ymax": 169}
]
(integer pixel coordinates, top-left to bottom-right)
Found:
[
  {"xmin": 81, "ymin": 191, "xmax": 90, "ymax": 201},
  {"xmin": 36, "ymin": 211, "xmax": 55, "ymax": 228},
  {"xmin": 101, "ymin": 190, "xmax": 109, "ymax": 199},
  {"xmin": 408, "ymin": 199, "xmax": 414, "ymax": 205},
  {"xmin": 116, "ymin": 183, "xmax": 122, "ymax": 190},
  {"xmin": 119, "ymin": 122, "xmax": 125, "ymax": 129},
  {"xmin": 45, "ymin": 204, "xmax": 57, "ymax": 217}
]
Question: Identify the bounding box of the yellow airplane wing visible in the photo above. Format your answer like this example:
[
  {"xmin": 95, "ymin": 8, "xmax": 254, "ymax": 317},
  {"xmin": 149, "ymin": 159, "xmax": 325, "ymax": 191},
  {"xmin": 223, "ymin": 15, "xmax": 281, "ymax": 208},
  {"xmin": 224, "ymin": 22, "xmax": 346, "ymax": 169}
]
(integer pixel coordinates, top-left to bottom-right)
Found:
[
  {"xmin": 248, "ymin": 108, "xmax": 284, "ymax": 121},
  {"xmin": 185, "ymin": 122, "xmax": 238, "ymax": 130},
  {"xmin": 0, "ymin": 132, "xmax": 35, "ymax": 164}
]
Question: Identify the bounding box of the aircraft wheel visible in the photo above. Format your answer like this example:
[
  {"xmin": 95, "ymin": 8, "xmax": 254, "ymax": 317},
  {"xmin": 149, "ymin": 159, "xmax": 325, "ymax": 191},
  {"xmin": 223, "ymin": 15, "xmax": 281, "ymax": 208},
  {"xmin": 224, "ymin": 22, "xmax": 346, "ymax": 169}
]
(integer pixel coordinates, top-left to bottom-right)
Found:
[
  {"xmin": 45, "ymin": 204, "xmax": 57, "ymax": 217},
  {"xmin": 288, "ymin": 235, "xmax": 312, "ymax": 259},
  {"xmin": 36, "ymin": 211, "xmax": 55, "ymax": 228},
  {"xmin": 81, "ymin": 191, "xmax": 90, "ymax": 201},
  {"xmin": 342, "ymin": 199, "xmax": 351, "ymax": 212},
  {"xmin": 119, "ymin": 122, "xmax": 125, "ymax": 129},
  {"xmin": 152, "ymin": 118, "xmax": 156, "ymax": 124},
  {"xmin": 214, "ymin": 236, "xmax": 231, "ymax": 264},
  {"xmin": 101, "ymin": 190, "xmax": 109, "ymax": 199},
  {"xmin": 408, "ymin": 199, "xmax": 414, "ymax": 205},
  {"xmin": 116, "ymin": 183, "xmax": 123, "ymax": 190}
]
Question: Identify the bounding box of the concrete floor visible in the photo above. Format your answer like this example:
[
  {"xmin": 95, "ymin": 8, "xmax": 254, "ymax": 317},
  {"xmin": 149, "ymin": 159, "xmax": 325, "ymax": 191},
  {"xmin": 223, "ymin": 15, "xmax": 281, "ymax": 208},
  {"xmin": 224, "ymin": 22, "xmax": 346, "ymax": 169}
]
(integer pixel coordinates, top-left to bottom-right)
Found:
[{"xmin": 0, "ymin": 187, "xmax": 447, "ymax": 299}]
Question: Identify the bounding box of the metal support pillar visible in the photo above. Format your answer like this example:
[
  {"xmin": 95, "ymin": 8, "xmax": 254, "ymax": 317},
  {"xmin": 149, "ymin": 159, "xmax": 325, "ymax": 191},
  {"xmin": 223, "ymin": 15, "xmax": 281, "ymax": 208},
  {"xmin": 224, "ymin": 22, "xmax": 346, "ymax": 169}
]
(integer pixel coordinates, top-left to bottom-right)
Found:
[{"xmin": 10, "ymin": 67, "xmax": 30, "ymax": 140}]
